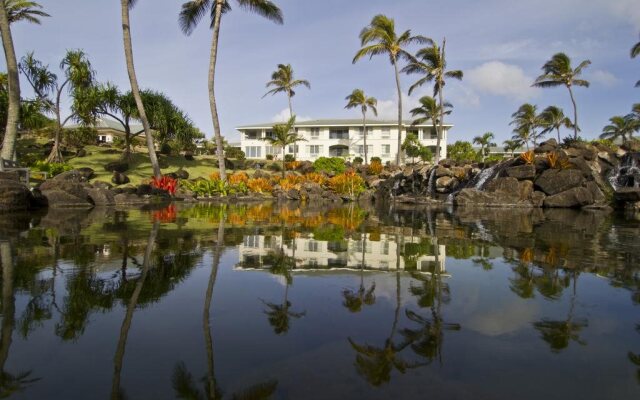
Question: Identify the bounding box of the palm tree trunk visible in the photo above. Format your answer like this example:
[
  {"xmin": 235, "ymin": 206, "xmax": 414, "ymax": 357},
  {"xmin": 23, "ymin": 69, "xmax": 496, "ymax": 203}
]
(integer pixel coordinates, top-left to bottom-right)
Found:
[
  {"xmin": 0, "ymin": 4, "xmax": 20, "ymax": 162},
  {"xmin": 556, "ymin": 127, "xmax": 561, "ymax": 143},
  {"xmin": 567, "ymin": 85, "xmax": 578, "ymax": 140},
  {"xmin": 121, "ymin": 0, "xmax": 161, "ymax": 178},
  {"xmin": 436, "ymin": 39, "xmax": 446, "ymax": 165},
  {"xmin": 281, "ymin": 146, "xmax": 285, "ymax": 178},
  {"xmin": 362, "ymin": 109, "xmax": 368, "ymax": 166},
  {"xmin": 393, "ymin": 58, "xmax": 403, "ymax": 166},
  {"xmin": 287, "ymin": 92, "xmax": 297, "ymax": 159},
  {"xmin": 207, "ymin": 1, "xmax": 226, "ymax": 181},
  {"xmin": 47, "ymin": 93, "xmax": 64, "ymax": 163},
  {"xmin": 111, "ymin": 222, "xmax": 158, "ymax": 400},
  {"xmin": 0, "ymin": 241, "xmax": 15, "ymax": 373}
]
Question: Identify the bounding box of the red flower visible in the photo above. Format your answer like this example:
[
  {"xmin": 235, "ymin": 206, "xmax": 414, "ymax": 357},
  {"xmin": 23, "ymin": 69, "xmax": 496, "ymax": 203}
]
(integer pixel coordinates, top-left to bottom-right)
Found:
[{"xmin": 151, "ymin": 175, "xmax": 178, "ymax": 195}]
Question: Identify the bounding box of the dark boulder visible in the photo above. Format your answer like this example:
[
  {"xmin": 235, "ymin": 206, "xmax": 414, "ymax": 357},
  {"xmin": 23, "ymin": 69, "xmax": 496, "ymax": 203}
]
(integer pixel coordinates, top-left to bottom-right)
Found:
[
  {"xmin": 614, "ymin": 188, "xmax": 640, "ymax": 202},
  {"xmin": 111, "ymin": 171, "xmax": 130, "ymax": 185},
  {"xmin": 505, "ymin": 164, "xmax": 536, "ymax": 180},
  {"xmin": 0, "ymin": 178, "xmax": 33, "ymax": 211},
  {"xmin": 136, "ymin": 184, "xmax": 153, "ymax": 196},
  {"xmin": 87, "ymin": 188, "xmax": 115, "ymax": 206},
  {"xmin": 535, "ymin": 169, "xmax": 584, "ymax": 195},
  {"xmin": 543, "ymin": 187, "xmax": 593, "ymax": 208},
  {"xmin": 184, "ymin": 151, "xmax": 194, "ymax": 161},
  {"xmin": 455, "ymin": 177, "xmax": 541, "ymax": 207},
  {"xmin": 40, "ymin": 180, "xmax": 89, "ymax": 200},
  {"xmin": 173, "ymin": 169, "xmax": 189, "ymax": 179},
  {"xmin": 92, "ymin": 181, "xmax": 112, "ymax": 190},
  {"xmin": 534, "ymin": 139, "xmax": 558, "ymax": 154},
  {"xmin": 104, "ymin": 161, "xmax": 129, "ymax": 173},
  {"xmin": 42, "ymin": 190, "xmax": 92, "ymax": 208},
  {"xmin": 114, "ymin": 193, "xmax": 150, "ymax": 205},
  {"xmin": 52, "ymin": 168, "xmax": 94, "ymax": 183}
]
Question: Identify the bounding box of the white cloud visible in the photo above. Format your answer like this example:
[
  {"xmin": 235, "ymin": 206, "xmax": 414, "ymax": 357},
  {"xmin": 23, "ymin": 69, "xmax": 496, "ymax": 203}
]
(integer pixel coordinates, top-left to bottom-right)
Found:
[
  {"xmin": 271, "ymin": 108, "xmax": 311, "ymax": 123},
  {"xmin": 607, "ymin": 0, "xmax": 640, "ymax": 30},
  {"xmin": 447, "ymin": 85, "xmax": 481, "ymax": 108},
  {"xmin": 466, "ymin": 61, "xmax": 540, "ymax": 101},
  {"xmin": 374, "ymin": 92, "xmax": 421, "ymax": 121},
  {"xmin": 589, "ymin": 69, "xmax": 618, "ymax": 87}
]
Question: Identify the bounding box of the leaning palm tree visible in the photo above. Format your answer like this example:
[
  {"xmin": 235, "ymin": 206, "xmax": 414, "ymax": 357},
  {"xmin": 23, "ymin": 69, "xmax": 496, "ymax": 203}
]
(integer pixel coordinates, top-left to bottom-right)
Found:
[
  {"xmin": 533, "ymin": 53, "xmax": 590, "ymax": 139},
  {"xmin": 345, "ymin": 89, "xmax": 377, "ymax": 165},
  {"xmin": 632, "ymin": 35, "xmax": 640, "ymax": 87},
  {"xmin": 539, "ymin": 105, "xmax": 573, "ymax": 143},
  {"xmin": 262, "ymin": 116, "xmax": 305, "ymax": 177},
  {"xmin": 121, "ymin": 0, "xmax": 161, "ymax": 178},
  {"xmin": 502, "ymin": 139, "xmax": 522, "ymax": 157},
  {"xmin": 600, "ymin": 115, "xmax": 640, "ymax": 143},
  {"xmin": 0, "ymin": 0, "xmax": 48, "ymax": 162},
  {"xmin": 263, "ymin": 63, "xmax": 310, "ymax": 122},
  {"xmin": 179, "ymin": 0, "xmax": 283, "ymax": 182},
  {"xmin": 473, "ymin": 132, "xmax": 495, "ymax": 162},
  {"xmin": 403, "ymin": 39, "xmax": 462, "ymax": 163},
  {"xmin": 4, "ymin": 0, "xmax": 49, "ymax": 24},
  {"xmin": 409, "ymin": 96, "xmax": 451, "ymax": 149},
  {"xmin": 353, "ymin": 14, "xmax": 431, "ymax": 165},
  {"xmin": 510, "ymin": 103, "xmax": 542, "ymax": 150}
]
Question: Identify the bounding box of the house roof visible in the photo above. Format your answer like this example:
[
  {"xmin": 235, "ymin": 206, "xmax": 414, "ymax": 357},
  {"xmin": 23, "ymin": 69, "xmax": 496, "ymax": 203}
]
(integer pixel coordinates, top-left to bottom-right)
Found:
[
  {"xmin": 237, "ymin": 118, "xmax": 453, "ymax": 129},
  {"xmin": 66, "ymin": 117, "xmax": 144, "ymax": 134}
]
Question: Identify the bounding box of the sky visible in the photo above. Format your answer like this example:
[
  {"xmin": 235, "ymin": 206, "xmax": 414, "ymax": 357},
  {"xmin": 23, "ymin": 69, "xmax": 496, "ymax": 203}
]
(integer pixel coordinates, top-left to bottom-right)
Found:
[{"xmin": 5, "ymin": 0, "xmax": 640, "ymax": 144}]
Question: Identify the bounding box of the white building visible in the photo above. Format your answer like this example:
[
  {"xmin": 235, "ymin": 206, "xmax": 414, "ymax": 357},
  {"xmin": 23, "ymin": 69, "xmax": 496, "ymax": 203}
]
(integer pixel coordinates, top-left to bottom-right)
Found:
[{"xmin": 236, "ymin": 119, "xmax": 451, "ymax": 164}]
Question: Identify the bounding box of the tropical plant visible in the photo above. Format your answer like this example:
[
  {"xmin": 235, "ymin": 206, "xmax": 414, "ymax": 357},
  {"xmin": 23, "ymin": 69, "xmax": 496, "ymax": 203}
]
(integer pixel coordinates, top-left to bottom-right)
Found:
[
  {"xmin": 409, "ymin": 95, "xmax": 451, "ymax": 162},
  {"xmin": 247, "ymin": 177, "xmax": 273, "ymax": 193},
  {"xmin": 519, "ymin": 150, "xmax": 535, "ymax": 165},
  {"xmin": 328, "ymin": 170, "xmax": 366, "ymax": 197},
  {"xmin": 180, "ymin": 0, "xmax": 283, "ymax": 182},
  {"xmin": 150, "ymin": 175, "xmax": 178, "ymax": 195},
  {"xmin": 401, "ymin": 132, "xmax": 423, "ymax": 164},
  {"xmin": 502, "ymin": 139, "xmax": 522, "ymax": 157},
  {"xmin": 353, "ymin": 14, "xmax": 431, "ymax": 165},
  {"xmin": 546, "ymin": 151, "xmax": 570, "ymax": 170},
  {"xmin": 0, "ymin": 0, "xmax": 49, "ymax": 161},
  {"xmin": 313, "ymin": 156, "xmax": 346, "ymax": 174},
  {"xmin": 19, "ymin": 51, "xmax": 97, "ymax": 162},
  {"xmin": 632, "ymin": 35, "xmax": 640, "ymax": 87},
  {"xmin": 261, "ymin": 116, "xmax": 305, "ymax": 177},
  {"xmin": 510, "ymin": 103, "xmax": 542, "ymax": 150},
  {"xmin": 533, "ymin": 53, "xmax": 590, "ymax": 139},
  {"xmin": 447, "ymin": 140, "xmax": 477, "ymax": 163},
  {"xmin": 345, "ymin": 89, "xmax": 377, "ymax": 165},
  {"xmin": 472, "ymin": 132, "xmax": 495, "ymax": 162},
  {"xmin": 600, "ymin": 115, "xmax": 640, "ymax": 143},
  {"xmin": 539, "ymin": 105, "xmax": 573, "ymax": 143},
  {"xmin": 403, "ymin": 39, "xmax": 462, "ymax": 163},
  {"xmin": 367, "ymin": 159, "xmax": 383, "ymax": 175}
]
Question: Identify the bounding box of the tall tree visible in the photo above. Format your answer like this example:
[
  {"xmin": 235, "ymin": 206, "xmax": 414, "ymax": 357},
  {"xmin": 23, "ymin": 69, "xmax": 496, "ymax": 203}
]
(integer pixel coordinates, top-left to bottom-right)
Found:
[
  {"xmin": 403, "ymin": 38, "xmax": 462, "ymax": 164},
  {"xmin": 345, "ymin": 89, "xmax": 377, "ymax": 165},
  {"xmin": 0, "ymin": 0, "xmax": 49, "ymax": 162},
  {"xmin": 261, "ymin": 116, "xmax": 305, "ymax": 177},
  {"xmin": 539, "ymin": 105, "xmax": 573, "ymax": 143},
  {"xmin": 122, "ymin": 0, "xmax": 161, "ymax": 178},
  {"xmin": 472, "ymin": 132, "xmax": 495, "ymax": 162},
  {"xmin": 510, "ymin": 103, "xmax": 541, "ymax": 150},
  {"xmin": 353, "ymin": 14, "xmax": 431, "ymax": 165},
  {"xmin": 179, "ymin": 0, "xmax": 283, "ymax": 182},
  {"xmin": 632, "ymin": 35, "xmax": 640, "ymax": 87},
  {"xmin": 409, "ymin": 95, "xmax": 451, "ymax": 150},
  {"xmin": 533, "ymin": 53, "xmax": 590, "ymax": 139},
  {"xmin": 502, "ymin": 139, "xmax": 522, "ymax": 157},
  {"xmin": 600, "ymin": 115, "xmax": 640, "ymax": 143},
  {"xmin": 19, "ymin": 51, "xmax": 97, "ymax": 162}
]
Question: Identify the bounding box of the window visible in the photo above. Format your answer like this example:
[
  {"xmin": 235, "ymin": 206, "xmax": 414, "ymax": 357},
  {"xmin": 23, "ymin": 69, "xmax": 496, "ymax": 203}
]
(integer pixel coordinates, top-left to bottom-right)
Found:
[
  {"xmin": 381, "ymin": 127, "xmax": 391, "ymax": 139},
  {"xmin": 244, "ymin": 130, "xmax": 259, "ymax": 140},
  {"xmin": 243, "ymin": 235, "xmax": 260, "ymax": 248},
  {"xmin": 381, "ymin": 144, "xmax": 391, "ymax": 156},
  {"xmin": 264, "ymin": 130, "xmax": 274, "ymax": 139},
  {"xmin": 310, "ymin": 128, "xmax": 320, "ymax": 138},
  {"xmin": 265, "ymin": 146, "xmax": 279, "ymax": 156},
  {"xmin": 329, "ymin": 128, "xmax": 349, "ymax": 139},
  {"xmin": 357, "ymin": 127, "xmax": 370, "ymax": 137},
  {"xmin": 354, "ymin": 240, "xmax": 371, "ymax": 253},
  {"xmin": 305, "ymin": 241, "xmax": 320, "ymax": 252},
  {"xmin": 422, "ymin": 129, "xmax": 438, "ymax": 140},
  {"xmin": 356, "ymin": 145, "xmax": 373, "ymax": 155},
  {"xmin": 382, "ymin": 241, "xmax": 390, "ymax": 255},
  {"xmin": 406, "ymin": 129, "xmax": 419, "ymax": 138},
  {"xmin": 288, "ymin": 145, "xmax": 299, "ymax": 154},
  {"xmin": 245, "ymin": 146, "xmax": 262, "ymax": 158},
  {"xmin": 307, "ymin": 145, "xmax": 322, "ymax": 157}
]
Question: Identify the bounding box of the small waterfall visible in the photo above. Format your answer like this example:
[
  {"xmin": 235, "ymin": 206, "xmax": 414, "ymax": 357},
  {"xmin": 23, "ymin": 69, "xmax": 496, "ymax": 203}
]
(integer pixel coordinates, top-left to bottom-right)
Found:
[
  {"xmin": 472, "ymin": 164, "xmax": 500, "ymax": 190},
  {"xmin": 427, "ymin": 168, "xmax": 437, "ymax": 197},
  {"xmin": 609, "ymin": 153, "xmax": 640, "ymax": 191}
]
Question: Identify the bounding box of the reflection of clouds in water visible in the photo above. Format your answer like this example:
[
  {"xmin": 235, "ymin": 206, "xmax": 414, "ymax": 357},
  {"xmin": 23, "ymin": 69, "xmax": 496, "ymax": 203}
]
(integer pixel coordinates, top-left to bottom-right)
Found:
[{"xmin": 466, "ymin": 301, "xmax": 539, "ymax": 336}]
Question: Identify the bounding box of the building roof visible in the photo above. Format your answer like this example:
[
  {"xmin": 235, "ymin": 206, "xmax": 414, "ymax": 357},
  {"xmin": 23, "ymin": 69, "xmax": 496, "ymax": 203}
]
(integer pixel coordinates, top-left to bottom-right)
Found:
[
  {"xmin": 66, "ymin": 117, "xmax": 144, "ymax": 134},
  {"xmin": 473, "ymin": 146, "xmax": 527, "ymax": 153},
  {"xmin": 237, "ymin": 118, "xmax": 453, "ymax": 129}
]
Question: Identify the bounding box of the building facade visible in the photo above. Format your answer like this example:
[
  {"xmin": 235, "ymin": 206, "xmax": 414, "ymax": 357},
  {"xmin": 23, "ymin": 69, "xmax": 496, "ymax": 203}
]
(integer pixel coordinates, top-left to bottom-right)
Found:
[{"xmin": 236, "ymin": 119, "xmax": 451, "ymax": 163}]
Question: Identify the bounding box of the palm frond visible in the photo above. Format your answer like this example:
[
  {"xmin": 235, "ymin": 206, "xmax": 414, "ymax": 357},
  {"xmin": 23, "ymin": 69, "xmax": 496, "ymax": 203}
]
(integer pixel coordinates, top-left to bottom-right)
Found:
[
  {"xmin": 178, "ymin": 0, "xmax": 211, "ymax": 35},
  {"xmin": 631, "ymin": 38, "xmax": 640, "ymax": 58},
  {"xmin": 236, "ymin": 0, "xmax": 283, "ymax": 24}
]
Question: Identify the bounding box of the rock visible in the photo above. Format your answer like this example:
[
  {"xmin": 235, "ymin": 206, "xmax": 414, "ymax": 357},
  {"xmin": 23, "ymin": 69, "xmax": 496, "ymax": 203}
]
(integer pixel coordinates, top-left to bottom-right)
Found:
[
  {"xmin": 29, "ymin": 188, "xmax": 48, "ymax": 209},
  {"xmin": 505, "ymin": 164, "xmax": 536, "ymax": 180},
  {"xmin": 104, "ymin": 161, "xmax": 129, "ymax": 173},
  {"xmin": 435, "ymin": 176, "xmax": 459, "ymax": 193},
  {"xmin": 87, "ymin": 188, "xmax": 115, "ymax": 206},
  {"xmin": 435, "ymin": 166, "xmax": 452, "ymax": 178},
  {"xmin": 585, "ymin": 181, "xmax": 606, "ymax": 204},
  {"xmin": 535, "ymin": 169, "xmax": 585, "ymax": 195},
  {"xmin": 52, "ymin": 168, "xmax": 94, "ymax": 183},
  {"xmin": 92, "ymin": 181, "xmax": 112, "ymax": 190},
  {"xmin": 252, "ymin": 170, "xmax": 270, "ymax": 179},
  {"xmin": 40, "ymin": 180, "xmax": 89, "ymax": 200},
  {"xmin": 403, "ymin": 167, "xmax": 414, "ymax": 177},
  {"xmin": 76, "ymin": 148, "xmax": 87, "ymax": 157},
  {"xmin": 614, "ymin": 188, "xmax": 640, "ymax": 202},
  {"xmin": 114, "ymin": 193, "xmax": 150, "ymax": 205},
  {"xmin": 136, "ymin": 184, "xmax": 153, "ymax": 196},
  {"xmin": 0, "ymin": 171, "xmax": 20, "ymax": 181},
  {"xmin": 621, "ymin": 140, "xmax": 640, "ymax": 152},
  {"xmin": 184, "ymin": 151, "xmax": 194, "ymax": 161},
  {"xmin": 598, "ymin": 151, "xmax": 617, "ymax": 166},
  {"xmin": 534, "ymin": 139, "xmax": 558, "ymax": 154},
  {"xmin": 531, "ymin": 191, "xmax": 546, "ymax": 207},
  {"xmin": 43, "ymin": 190, "xmax": 93, "ymax": 208},
  {"xmin": 543, "ymin": 187, "xmax": 593, "ymax": 208},
  {"xmin": 0, "ymin": 179, "xmax": 33, "ymax": 211},
  {"xmin": 455, "ymin": 177, "xmax": 540, "ymax": 207},
  {"xmin": 173, "ymin": 169, "xmax": 189, "ymax": 179},
  {"xmin": 111, "ymin": 171, "xmax": 130, "ymax": 185},
  {"xmin": 369, "ymin": 179, "xmax": 384, "ymax": 189},
  {"xmin": 534, "ymin": 156, "xmax": 549, "ymax": 173}
]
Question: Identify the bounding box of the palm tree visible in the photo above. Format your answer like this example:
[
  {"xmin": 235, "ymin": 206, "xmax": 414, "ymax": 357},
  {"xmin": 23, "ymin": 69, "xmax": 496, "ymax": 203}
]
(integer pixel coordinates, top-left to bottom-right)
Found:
[
  {"xmin": 263, "ymin": 64, "xmax": 309, "ymax": 130},
  {"xmin": 409, "ymin": 95, "xmax": 451, "ymax": 157},
  {"xmin": 600, "ymin": 115, "xmax": 640, "ymax": 143},
  {"xmin": 353, "ymin": 14, "xmax": 431, "ymax": 165},
  {"xmin": 345, "ymin": 89, "xmax": 377, "ymax": 165},
  {"xmin": 4, "ymin": 0, "xmax": 48, "ymax": 24},
  {"xmin": 502, "ymin": 139, "xmax": 522, "ymax": 157},
  {"xmin": 533, "ymin": 53, "xmax": 590, "ymax": 139},
  {"xmin": 403, "ymin": 39, "xmax": 462, "ymax": 163},
  {"xmin": 539, "ymin": 105, "xmax": 573, "ymax": 143},
  {"xmin": 510, "ymin": 103, "xmax": 541, "ymax": 150},
  {"xmin": 0, "ymin": 0, "xmax": 48, "ymax": 163},
  {"xmin": 262, "ymin": 116, "xmax": 306, "ymax": 177},
  {"xmin": 179, "ymin": 0, "xmax": 283, "ymax": 182},
  {"xmin": 473, "ymin": 132, "xmax": 495, "ymax": 162},
  {"xmin": 632, "ymin": 35, "xmax": 640, "ymax": 87},
  {"xmin": 121, "ymin": 0, "xmax": 161, "ymax": 178},
  {"xmin": 342, "ymin": 228, "xmax": 376, "ymax": 313}
]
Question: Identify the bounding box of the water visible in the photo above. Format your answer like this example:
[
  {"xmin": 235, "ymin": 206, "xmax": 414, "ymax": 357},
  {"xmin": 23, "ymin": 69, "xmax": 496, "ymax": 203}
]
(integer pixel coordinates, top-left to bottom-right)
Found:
[
  {"xmin": 0, "ymin": 203, "xmax": 639, "ymax": 399},
  {"xmin": 427, "ymin": 167, "xmax": 437, "ymax": 197},
  {"xmin": 609, "ymin": 153, "xmax": 640, "ymax": 191}
]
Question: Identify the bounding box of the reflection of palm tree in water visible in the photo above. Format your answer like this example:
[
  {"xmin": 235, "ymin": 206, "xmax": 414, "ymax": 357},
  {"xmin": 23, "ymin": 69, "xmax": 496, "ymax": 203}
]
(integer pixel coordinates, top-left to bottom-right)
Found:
[
  {"xmin": 111, "ymin": 221, "xmax": 159, "ymax": 400},
  {"xmin": 533, "ymin": 272, "xmax": 588, "ymax": 353},
  {"xmin": 0, "ymin": 241, "xmax": 39, "ymax": 397},
  {"xmin": 342, "ymin": 229, "xmax": 376, "ymax": 313},
  {"xmin": 173, "ymin": 218, "xmax": 278, "ymax": 399},
  {"xmin": 628, "ymin": 323, "xmax": 640, "ymax": 384}
]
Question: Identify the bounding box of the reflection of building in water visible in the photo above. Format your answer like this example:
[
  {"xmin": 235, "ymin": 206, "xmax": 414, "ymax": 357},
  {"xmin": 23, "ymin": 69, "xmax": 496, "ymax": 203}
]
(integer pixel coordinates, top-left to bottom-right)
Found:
[{"xmin": 237, "ymin": 233, "xmax": 446, "ymax": 273}]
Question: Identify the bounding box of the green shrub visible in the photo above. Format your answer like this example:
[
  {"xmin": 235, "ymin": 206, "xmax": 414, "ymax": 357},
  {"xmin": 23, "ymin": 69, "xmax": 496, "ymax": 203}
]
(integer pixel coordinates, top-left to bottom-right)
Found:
[
  {"xmin": 159, "ymin": 142, "xmax": 172, "ymax": 155},
  {"xmin": 32, "ymin": 161, "xmax": 73, "ymax": 177},
  {"xmin": 266, "ymin": 154, "xmax": 274, "ymax": 161},
  {"xmin": 370, "ymin": 156, "xmax": 381, "ymax": 164},
  {"xmin": 284, "ymin": 154, "xmax": 295, "ymax": 162},
  {"xmin": 225, "ymin": 147, "xmax": 245, "ymax": 160},
  {"xmin": 353, "ymin": 156, "xmax": 363, "ymax": 165},
  {"xmin": 313, "ymin": 157, "xmax": 346, "ymax": 174},
  {"xmin": 267, "ymin": 162, "xmax": 282, "ymax": 172}
]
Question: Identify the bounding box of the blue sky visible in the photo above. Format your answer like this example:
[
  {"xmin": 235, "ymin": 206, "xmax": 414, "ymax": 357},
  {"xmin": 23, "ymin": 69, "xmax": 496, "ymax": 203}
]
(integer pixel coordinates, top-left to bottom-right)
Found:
[{"xmin": 6, "ymin": 0, "xmax": 640, "ymax": 143}]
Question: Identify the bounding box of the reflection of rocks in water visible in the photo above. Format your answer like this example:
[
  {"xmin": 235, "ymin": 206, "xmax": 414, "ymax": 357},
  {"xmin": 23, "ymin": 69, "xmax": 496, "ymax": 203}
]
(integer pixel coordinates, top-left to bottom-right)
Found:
[{"xmin": 0, "ymin": 210, "xmax": 44, "ymax": 239}]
